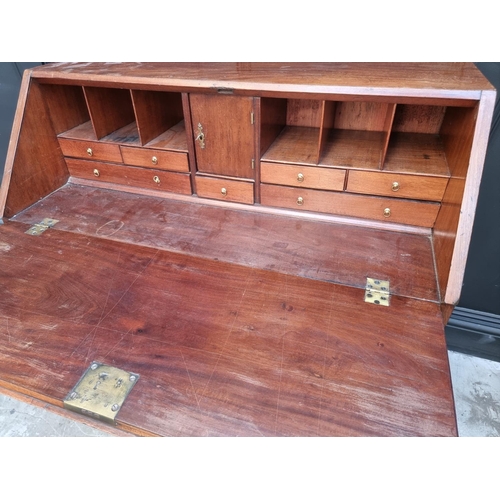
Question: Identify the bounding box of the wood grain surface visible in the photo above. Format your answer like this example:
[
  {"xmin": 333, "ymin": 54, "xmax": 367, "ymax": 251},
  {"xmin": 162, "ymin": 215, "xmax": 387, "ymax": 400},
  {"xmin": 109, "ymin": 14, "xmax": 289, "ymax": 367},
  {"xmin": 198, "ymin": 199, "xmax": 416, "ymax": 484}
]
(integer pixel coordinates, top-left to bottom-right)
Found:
[
  {"xmin": 433, "ymin": 96, "xmax": 495, "ymax": 304},
  {"xmin": 59, "ymin": 138, "xmax": 123, "ymax": 163},
  {"xmin": 262, "ymin": 126, "xmax": 321, "ymax": 165},
  {"xmin": 12, "ymin": 184, "xmax": 439, "ymax": 302},
  {"xmin": 1, "ymin": 78, "xmax": 69, "ymax": 218},
  {"xmin": 121, "ymin": 146, "xmax": 189, "ymax": 172},
  {"xmin": 30, "ymin": 63, "xmax": 492, "ymax": 102},
  {"xmin": 84, "ymin": 87, "xmax": 136, "ymax": 140},
  {"xmin": 130, "ymin": 89, "xmax": 184, "ymax": 146},
  {"xmin": 2, "ymin": 63, "xmax": 493, "ymax": 437},
  {"xmin": 260, "ymin": 184, "xmax": 440, "ymax": 228},
  {"xmin": 261, "ymin": 162, "xmax": 346, "ymax": 191},
  {"xmin": 0, "ymin": 221, "xmax": 456, "ymax": 436},
  {"xmin": 189, "ymin": 93, "xmax": 255, "ymax": 178},
  {"xmin": 346, "ymin": 170, "xmax": 448, "ymax": 201},
  {"xmin": 66, "ymin": 159, "xmax": 192, "ymax": 195},
  {"xmin": 195, "ymin": 176, "xmax": 254, "ymax": 204}
]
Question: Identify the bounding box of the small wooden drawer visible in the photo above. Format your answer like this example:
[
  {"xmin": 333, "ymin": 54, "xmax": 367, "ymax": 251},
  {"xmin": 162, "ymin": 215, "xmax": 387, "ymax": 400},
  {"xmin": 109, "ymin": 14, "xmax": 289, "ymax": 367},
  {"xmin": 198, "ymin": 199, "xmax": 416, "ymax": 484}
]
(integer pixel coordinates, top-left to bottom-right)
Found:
[
  {"xmin": 58, "ymin": 138, "xmax": 123, "ymax": 163},
  {"xmin": 261, "ymin": 162, "xmax": 346, "ymax": 191},
  {"xmin": 260, "ymin": 184, "xmax": 440, "ymax": 227},
  {"xmin": 196, "ymin": 176, "xmax": 254, "ymax": 205},
  {"xmin": 346, "ymin": 170, "xmax": 448, "ymax": 201},
  {"xmin": 66, "ymin": 158, "xmax": 192, "ymax": 195},
  {"xmin": 121, "ymin": 146, "xmax": 189, "ymax": 172}
]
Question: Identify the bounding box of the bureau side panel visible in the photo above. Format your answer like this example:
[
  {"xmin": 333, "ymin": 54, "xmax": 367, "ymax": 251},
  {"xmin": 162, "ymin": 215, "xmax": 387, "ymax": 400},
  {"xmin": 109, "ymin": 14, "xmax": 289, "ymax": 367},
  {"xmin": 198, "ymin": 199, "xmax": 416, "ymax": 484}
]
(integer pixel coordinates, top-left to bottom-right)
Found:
[
  {"xmin": 434, "ymin": 90, "xmax": 496, "ymax": 305},
  {"xmin": 0, "ymin": 73, "xmax": 69, "ymax": 218}
]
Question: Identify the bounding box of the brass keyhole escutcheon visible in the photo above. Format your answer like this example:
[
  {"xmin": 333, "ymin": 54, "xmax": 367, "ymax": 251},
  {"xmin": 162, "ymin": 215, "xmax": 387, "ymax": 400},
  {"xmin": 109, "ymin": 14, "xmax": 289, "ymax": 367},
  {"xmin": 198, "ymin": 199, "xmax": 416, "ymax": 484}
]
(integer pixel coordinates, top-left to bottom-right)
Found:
[
  {"xmin": 152, "ymin": 156, "xmax": 158, "ymax": 165},
  {"xmin": 297, "ymin": 196, "xmax": 304, "ymax": 206},
  {"xmin": 87, "ymin": 148, "xmax": 93, "ymax": 156},
  {"xmin": 93, "ymin": 169, "xmax": 100, "ymax": 177},
  {"xmin": 383, "ymin": 208, "xmax": 391, "ymax": 217},
  {"xmin": 221, "ymin": 188, "xmax": 227, "ymax": 196},
  {"xmin": 153, "ymin": 176, "xmax": 160, "ymax": 184},
  {"xmin": 392, "ymin": 181, "xmax": 400, "ymax": 192},
  {"xmin": 297, "ymin": 173, "xmax": 304, "ymax": 182},
  {"xmin": 195, "ymin": 123, "xmax": 206, "ymax": 149}
]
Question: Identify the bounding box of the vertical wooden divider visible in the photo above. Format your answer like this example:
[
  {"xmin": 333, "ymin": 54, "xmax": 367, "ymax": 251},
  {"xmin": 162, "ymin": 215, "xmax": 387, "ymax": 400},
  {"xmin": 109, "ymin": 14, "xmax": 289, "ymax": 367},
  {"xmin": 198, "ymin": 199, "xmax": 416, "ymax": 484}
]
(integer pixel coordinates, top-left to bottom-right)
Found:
[
  {"xmin": 41, "ymin": 84, "xmax": 91, "ymax": 135},
  {"xmin": 83, "ymin": 87, "xmax": 136, "ymax": 140},
  {"xmin": 182, "ymin": 93, "xmax": 198, "ymax": 195},
  {"xmin": 318, "ymin": 100, "xmax": 337, "ymax": 164},
  {"xmin": 379, "ymin": 103, "xmax": 397, "ymax": 170},
  {"xmin": 131, "ymin": 90, "xmax": 184, "ymax": 146},
  {"xmin": 253, "ymin": 97, "xmax": 261, "ymax": 204},
  {"xmin": 259, "ymin": 97, "xmax": 287, "ymax": 156}
]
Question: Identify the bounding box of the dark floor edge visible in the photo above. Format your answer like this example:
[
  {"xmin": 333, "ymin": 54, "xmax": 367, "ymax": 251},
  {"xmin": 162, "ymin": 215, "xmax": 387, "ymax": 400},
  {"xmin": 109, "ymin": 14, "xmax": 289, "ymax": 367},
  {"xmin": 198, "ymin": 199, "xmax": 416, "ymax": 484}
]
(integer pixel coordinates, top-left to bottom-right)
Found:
[{"xmin": 446, "ymin": 307, "xmax": 500, "ymax": 362}]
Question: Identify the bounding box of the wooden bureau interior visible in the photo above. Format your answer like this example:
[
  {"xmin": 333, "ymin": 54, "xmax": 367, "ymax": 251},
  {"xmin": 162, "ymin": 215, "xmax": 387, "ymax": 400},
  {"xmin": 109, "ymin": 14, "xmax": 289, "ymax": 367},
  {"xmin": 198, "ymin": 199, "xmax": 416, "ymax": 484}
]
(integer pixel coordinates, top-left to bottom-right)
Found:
[{"xmin": 0, "ymin": 63, "xmax": 495, "ymax": 436}]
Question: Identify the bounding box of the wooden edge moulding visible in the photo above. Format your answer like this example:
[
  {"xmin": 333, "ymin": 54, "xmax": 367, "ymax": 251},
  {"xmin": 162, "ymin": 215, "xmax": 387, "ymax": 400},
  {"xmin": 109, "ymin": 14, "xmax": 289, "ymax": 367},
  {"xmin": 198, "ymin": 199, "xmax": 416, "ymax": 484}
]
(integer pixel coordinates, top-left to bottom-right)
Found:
[{"xmin": 0, "ymin": 63, "xmax": 495, "ymax": 437}]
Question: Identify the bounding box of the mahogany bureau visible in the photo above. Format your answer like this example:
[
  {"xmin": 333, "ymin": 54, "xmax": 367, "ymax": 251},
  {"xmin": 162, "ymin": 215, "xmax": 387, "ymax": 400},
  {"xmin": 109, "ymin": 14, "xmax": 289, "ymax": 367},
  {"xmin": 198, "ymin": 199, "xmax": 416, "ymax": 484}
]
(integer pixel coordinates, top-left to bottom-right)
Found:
[{"xmin": 0, "ymin": 63, "xmax": 495, "ymax": 436}]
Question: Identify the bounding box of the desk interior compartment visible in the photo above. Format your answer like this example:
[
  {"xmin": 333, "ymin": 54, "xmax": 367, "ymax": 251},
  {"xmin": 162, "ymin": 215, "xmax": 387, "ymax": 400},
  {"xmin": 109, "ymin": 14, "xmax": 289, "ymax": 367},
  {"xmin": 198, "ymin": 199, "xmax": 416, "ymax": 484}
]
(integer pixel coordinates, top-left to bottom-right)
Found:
[
  {"xmin": 261, "ymin": 98, "xmax": 395, "ymax": 170},
  {"xmin": 0, "ymin": 63, "xmax": 494, "ymax": 437}
]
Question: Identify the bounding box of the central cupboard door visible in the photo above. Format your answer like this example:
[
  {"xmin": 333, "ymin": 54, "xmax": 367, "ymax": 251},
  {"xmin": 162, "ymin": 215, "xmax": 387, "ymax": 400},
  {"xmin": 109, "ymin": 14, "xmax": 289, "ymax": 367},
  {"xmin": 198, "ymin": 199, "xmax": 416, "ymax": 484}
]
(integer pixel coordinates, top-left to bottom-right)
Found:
[{"xmin": 189, "ymin": 94, "xmax": 256, "ymax": 178}]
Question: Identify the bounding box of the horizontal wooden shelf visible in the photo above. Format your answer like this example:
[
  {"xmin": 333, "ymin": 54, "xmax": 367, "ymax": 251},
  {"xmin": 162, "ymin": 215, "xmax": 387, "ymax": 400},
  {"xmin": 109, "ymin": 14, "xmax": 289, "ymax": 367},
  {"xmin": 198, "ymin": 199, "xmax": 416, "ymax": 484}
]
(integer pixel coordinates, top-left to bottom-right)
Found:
[
  {"xmin": 142, "ymin": 121, "xmax": 188, "ymax": 152},
  {"xmin": 383, "ymin": 133, "xmax": 450, "ymax": 177},
  {"xmin": 59, "ymin": 120, "xmax": 96, "ymax": 141},
  {"xmin": 318, "ymin": 129, "xmax": 387, "ymax": 170},
  {"xmin": 261, "ymin": 126, "xmax": 321, "ymax": 166},
  {"xmin": 60, "ymin": 121, "xmax": 188, "ymax": 153},
  {"xmin": 262, "ymin": 127, "xmax": 450, "ymax": 177}
]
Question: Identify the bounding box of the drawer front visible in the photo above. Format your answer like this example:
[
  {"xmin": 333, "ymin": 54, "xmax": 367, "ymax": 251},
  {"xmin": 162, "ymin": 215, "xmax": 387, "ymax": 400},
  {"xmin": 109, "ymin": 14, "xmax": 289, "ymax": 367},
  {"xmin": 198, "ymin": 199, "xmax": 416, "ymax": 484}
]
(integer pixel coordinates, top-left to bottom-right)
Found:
[
  {"xmin": 66, "ymin": 158, "xmax": 192, "ymax": 195},
  {"xmin": 196, "ymin": 176, "xmax": 254, "ymax": 205},
  {"xmin": 261, "ymin": 162, "xmax": 346, "ymax": 191},
  {"xmin": 260, "ymin": 184, "xmax": 440, "ymax": 227},
  {"xmin": 59, "ymin": 138, "xmax": 123, "ymax": 163},
  {"xmin": 121, "ymin": 146, "xmax": 190, "ymax": 172},
  {"xmin": 346, "ymin": 170, "xmax": 448, "ymax": 201}
]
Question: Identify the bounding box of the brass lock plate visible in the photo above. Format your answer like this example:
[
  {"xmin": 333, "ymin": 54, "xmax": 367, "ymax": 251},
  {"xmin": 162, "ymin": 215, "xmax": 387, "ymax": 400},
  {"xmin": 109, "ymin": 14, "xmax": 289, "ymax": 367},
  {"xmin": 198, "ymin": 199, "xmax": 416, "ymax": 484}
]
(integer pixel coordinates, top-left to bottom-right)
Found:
[
  {"xmin": 364, "ymin": 278, "xmax": 390, "ymax": 306},
  {"xmin": 63, "ymin": 362, "xmax": 139, "ymax": 424},
  {"xmin": 25, "ymin": 218, "xmax": 59, "ymax": 236}
]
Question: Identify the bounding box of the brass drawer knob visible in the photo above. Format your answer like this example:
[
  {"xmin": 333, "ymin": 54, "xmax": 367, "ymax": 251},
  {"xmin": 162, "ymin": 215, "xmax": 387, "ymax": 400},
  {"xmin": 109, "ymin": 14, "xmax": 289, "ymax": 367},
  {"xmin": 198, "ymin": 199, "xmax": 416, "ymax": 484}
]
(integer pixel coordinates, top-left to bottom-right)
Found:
[
  {"xmin": 93, "ymin": 169, "xmax": 100, "ymax": 177},
  {"xmin": 152, "ymin": 156, "xmax": 158, "ymax": 165},
  {"xmin": 392, "ymin": 181, "xmax": 400, "ymax": 192},
  {"xmin": 297, "ymin": 173, "xmax": 304, "ymax": 182},
  {"xmin": 383, "ymin": 208, "xmax": 391, "ymax": 218},
  {"xmin": 221, "ymin": 188, "xmax": 227, "ymax": 196},
  {"xmin": 297, "ymin": 196, "xmax": 304, "ymax": 206},
  {"xmin": 153, "ymin": 175, "xmax": 160, "ymax": 184},
  {"xmin": 87, "ymin": 148, "xmax": 93, "ymax": 157}
]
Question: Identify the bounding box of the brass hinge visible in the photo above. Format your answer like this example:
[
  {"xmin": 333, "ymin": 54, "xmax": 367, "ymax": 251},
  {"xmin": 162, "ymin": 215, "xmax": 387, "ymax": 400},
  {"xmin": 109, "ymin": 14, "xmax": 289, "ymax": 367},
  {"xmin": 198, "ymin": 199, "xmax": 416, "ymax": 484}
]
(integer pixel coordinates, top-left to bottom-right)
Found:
[
  {"xmin": 251, "ymin": 159, "xmax": 255, "ymax": 169},
  {"xmin": 25, "ymin": 218, "xmax": 59, "ymax": 236},
  {"xmin": 251, "ymin": 112, "xmax": 255, "ymax": 125},
  {"xmin": 365, "ymin": 278, "xmax": 390, "ymax": 306}
]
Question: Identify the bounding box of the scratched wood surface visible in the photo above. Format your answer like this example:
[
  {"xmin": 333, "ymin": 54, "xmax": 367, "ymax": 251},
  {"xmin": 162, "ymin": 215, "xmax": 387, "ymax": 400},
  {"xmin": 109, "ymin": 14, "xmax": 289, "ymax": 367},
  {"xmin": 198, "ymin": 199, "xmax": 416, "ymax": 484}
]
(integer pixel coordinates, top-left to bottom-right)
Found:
[
  {"xmin": 30, "ymin": 63, "xmax": 493, "ymax": 103},
  {"xmin": 12, "ymin": 184, "xmax": 439, "ymax": 302},
  {"xmin": 0, "ymin": 221, "xmax": 456, "ymax": 436}
]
